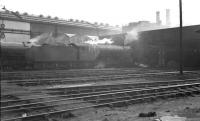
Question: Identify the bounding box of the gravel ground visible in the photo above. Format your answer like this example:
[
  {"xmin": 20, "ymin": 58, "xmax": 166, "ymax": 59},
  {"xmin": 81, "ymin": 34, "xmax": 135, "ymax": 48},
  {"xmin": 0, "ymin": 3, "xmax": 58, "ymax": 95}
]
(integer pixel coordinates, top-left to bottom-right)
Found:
[{"xmin": 62, "ymin": 96, "xmax": 200, "ymax": 121}]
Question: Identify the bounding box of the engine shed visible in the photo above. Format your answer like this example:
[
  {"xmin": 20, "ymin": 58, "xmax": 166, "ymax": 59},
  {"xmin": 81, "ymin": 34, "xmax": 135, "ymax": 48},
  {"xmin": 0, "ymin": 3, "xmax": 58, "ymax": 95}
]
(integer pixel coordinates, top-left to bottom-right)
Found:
[{"xmin": 137, "ymin": 25, "xmax": 200, "ymax": 67}]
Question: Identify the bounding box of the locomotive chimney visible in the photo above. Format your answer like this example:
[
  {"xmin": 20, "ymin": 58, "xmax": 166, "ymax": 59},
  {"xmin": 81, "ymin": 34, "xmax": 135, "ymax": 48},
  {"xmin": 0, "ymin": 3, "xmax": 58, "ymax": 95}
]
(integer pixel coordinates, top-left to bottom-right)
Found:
[
  {"xmin": 156, "ymin": 11, "xmax": 162, "ymax": 25},
  {"xmin": 166, "ymin": 9, "xmax": 171, "ymax": 26}
]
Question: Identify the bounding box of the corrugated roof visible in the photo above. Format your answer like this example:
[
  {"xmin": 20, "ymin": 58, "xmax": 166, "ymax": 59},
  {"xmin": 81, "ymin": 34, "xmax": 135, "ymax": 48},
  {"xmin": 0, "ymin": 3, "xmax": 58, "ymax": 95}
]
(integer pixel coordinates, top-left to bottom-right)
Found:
[{"xmin": 0, "ymin": 11, "xmax": 121, "ymax": 31}]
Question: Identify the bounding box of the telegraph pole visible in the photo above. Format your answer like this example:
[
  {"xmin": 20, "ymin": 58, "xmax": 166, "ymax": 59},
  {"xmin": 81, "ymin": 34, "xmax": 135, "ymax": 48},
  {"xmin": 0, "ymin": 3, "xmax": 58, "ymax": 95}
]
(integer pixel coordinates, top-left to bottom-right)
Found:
[{"xmin": 179, "ymin": 0, "xmax": 183, "ymax": 75}]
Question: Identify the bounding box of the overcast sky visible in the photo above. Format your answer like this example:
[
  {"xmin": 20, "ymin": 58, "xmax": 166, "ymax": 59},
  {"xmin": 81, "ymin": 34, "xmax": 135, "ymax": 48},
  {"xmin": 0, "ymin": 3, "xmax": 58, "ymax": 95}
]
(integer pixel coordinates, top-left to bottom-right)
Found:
[{"xmin": 1, "ymin": 0, "xmax": 200, "ymax": 27}]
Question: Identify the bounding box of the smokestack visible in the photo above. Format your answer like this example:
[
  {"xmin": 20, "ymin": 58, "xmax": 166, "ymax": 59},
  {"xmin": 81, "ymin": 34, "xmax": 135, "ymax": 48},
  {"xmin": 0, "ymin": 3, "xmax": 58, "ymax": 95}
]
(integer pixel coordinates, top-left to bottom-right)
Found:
[
  {"xmin": 156, "ymin": 11, "xmax": 162, "ymax": 25},
  {"xmin": 166, "ymin": 9, "xmax": 171, "ymax": 26}
]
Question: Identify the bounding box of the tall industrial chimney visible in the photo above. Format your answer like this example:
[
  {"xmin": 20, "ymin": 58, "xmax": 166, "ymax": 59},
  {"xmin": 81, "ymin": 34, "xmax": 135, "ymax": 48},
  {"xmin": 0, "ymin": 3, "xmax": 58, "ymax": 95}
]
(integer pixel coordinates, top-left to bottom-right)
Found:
[
  {"xmin": 166, "ymin": 9, "xmax": 171, "ymax": 26},
  {"xmin": 156, "ymin": 11, "xmax": 162, "ymax": 25}
]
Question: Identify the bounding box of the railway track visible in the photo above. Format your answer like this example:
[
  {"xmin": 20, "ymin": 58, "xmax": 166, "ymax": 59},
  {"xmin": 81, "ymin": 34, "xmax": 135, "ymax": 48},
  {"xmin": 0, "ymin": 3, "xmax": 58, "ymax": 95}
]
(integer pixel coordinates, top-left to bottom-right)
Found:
[
  {"xmin": 1, "ymin": 68, "xmax": 170, "ymax": 80},
  {"xmin": 2, "ymin": 78, "xmax": 200, "ymax": 101},
  {"xmin": 2, "ymin": 71, "xmax": 200, "ymax": 86},
  {"xmin": 1, "ymin": 79, "xmax": 200, "ymax": 121},
  {"xmin": 1, "ymin": 69, "xmax": 200, "ymax": 121}
]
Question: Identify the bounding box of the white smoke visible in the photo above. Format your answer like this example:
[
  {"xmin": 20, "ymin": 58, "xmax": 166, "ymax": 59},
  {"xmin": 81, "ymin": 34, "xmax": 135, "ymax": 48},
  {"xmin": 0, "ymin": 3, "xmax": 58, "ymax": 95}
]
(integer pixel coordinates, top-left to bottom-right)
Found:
[
  {"xmin": 85, "ymin": 37, "xmax": 113, "ymax": 45},
  {"xmin": 25, "ymin": 32, "xmax": 114, "ymax": 47},
  {"xmin": 124, "ymin": 29, "xmax": 138, "ymax": 44}
]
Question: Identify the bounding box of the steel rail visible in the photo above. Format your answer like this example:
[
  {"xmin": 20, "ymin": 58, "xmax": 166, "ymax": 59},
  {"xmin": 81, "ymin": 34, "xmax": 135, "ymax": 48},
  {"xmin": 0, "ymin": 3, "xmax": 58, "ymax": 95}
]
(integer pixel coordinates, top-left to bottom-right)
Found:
[
  {"xmin": 2, "ymin": 83, "xmax": 199, "ymax": 121},
  {"xmin": 2, "ymin": 87, "xmax": 198, "ymax": 113},
  {"xmin": 2, "ymin": 84, "xmax": 199, "ymax": 111},
  {"xmin": 1, "ymin": 69, "xmax": 143, "ymax": 78},
  {"xmin": 3, "ymin": 70, "xmax": 199, "ymax": 80},
  {"xmin": 2, "ymin": 83, "xmax": 199, "ymax": 111},
  {"xmin": 1, "ymin": 78, "xmax": 199, "ymax": 104},
  {"xmin": 3, "ymin": 71, "xmax": 199, "ymax": 85},
  {"xmin": 1, "ymin": 70, "xmax": 178, "ymax": 80},
  {"xmin": 1, "ymin": 68, "xmax": 154, "ymax": 74}
]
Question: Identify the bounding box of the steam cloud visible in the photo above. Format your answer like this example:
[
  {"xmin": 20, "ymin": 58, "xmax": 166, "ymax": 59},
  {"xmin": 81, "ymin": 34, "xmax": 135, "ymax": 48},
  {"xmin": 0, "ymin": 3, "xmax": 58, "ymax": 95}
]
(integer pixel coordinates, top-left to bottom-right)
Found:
[
  {"xmin": 26, "ymin": 33, "xmax": 113, "ymax": 47},
  {"xmin": 124, "ymin": 29, "xmax": 139, "ymax": 45}
]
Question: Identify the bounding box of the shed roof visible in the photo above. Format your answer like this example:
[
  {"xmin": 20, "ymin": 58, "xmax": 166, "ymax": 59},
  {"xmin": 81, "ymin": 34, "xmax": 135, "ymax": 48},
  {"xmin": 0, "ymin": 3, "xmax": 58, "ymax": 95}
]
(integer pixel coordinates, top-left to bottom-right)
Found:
[{"xmin": 0, "ymin": 11, "xmax": 121, "ymax": 31}]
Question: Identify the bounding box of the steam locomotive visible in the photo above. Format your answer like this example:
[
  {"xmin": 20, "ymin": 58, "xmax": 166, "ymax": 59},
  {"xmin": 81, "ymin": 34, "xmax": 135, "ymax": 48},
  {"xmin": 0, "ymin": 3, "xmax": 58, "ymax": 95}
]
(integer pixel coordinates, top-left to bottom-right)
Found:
[
  {"xmin": 1, "ymin": 41, "xmax": 132, "ymax": 71},
  {"xmin": 1, "ymin": 25, "xmax": 200, "ymax": 71}
]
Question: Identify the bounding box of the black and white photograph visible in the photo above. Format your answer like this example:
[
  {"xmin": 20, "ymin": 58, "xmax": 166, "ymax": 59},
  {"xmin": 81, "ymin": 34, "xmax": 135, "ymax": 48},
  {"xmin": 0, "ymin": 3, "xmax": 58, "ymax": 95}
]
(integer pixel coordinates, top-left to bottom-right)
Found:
[{"xmin": 0, "ymin": 0, "xmax": 200, "ymax": 121}]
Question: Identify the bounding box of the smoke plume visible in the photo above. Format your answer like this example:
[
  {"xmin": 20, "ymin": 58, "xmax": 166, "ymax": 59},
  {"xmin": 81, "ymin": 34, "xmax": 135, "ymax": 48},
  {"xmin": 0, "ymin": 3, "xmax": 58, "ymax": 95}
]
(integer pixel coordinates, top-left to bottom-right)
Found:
[{"xmin": 124, "ymin": 29, "xmax": 139, "ymax": 44}]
